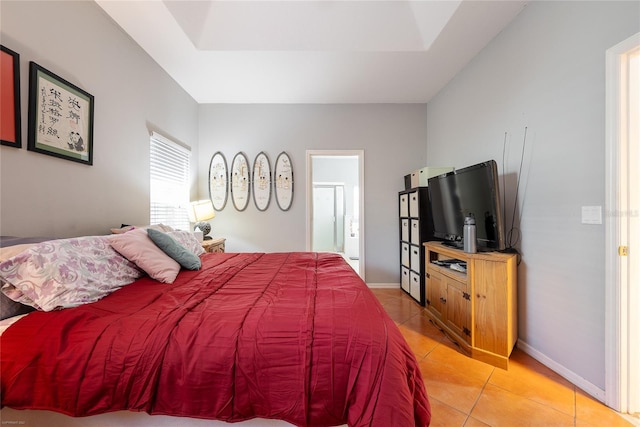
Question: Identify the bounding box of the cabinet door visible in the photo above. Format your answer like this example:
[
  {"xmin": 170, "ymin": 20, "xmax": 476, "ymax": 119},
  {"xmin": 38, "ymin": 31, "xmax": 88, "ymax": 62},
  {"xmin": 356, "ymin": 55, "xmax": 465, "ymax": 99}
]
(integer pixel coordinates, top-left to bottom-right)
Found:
[
  {"xmin": 426, "ymin": 269, "xmax": 446, "ymax": 321},
  {"xmin": 446, "ymin": 283, "xmax": 471, "ymax": 344},
  {"xmin": 473, "ymin": 259, "xmax": 512, "ymax": 354}
]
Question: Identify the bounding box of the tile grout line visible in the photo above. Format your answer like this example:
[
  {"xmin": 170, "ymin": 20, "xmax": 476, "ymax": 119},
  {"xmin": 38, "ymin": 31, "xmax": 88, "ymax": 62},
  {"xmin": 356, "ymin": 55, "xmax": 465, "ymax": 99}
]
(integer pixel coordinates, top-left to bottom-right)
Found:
[{"xmin": 464, "ymin": 366, "xmax": 496, "ymax": 425}]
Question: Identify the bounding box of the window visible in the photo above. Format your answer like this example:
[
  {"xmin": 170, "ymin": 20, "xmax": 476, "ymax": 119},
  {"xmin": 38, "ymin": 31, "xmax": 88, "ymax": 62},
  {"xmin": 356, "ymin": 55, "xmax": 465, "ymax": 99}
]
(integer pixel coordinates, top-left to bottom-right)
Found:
[{"xmin": 149, "ymin": 132, "xmax": 190, "ymax": 231}]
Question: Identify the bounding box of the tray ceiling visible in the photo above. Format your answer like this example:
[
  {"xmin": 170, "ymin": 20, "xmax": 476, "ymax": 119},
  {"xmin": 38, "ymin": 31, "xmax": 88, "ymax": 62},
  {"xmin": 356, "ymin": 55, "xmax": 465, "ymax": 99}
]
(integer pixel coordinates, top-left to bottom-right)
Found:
[{"xmin": 96, "ymin": 0, "xmax": 527, "ymax": 103}]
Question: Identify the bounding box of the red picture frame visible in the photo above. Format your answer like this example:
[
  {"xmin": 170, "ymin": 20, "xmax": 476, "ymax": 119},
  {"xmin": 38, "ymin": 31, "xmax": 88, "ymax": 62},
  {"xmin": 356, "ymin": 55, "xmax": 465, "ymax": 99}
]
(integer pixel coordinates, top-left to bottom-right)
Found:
[{"xmin": 0, "ymin": 45, "xmax": 21, "ymax": 148}]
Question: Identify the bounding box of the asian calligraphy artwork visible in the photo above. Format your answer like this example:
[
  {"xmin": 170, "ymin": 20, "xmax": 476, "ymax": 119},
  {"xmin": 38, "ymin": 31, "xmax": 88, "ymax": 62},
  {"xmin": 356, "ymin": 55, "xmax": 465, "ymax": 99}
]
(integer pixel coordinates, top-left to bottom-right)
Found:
[
  {"xmin": 231, "ymin": 152, "xmax": 250, "ymax": 211},
  {"xmin": 209, "ymin": 151, "xmax": 228, "ymax": 211},
  {"xmin": 27, "ymin": 62, "xmax": 94, "ymax": 165},
  {"xmin": 206, "ymin": 150, "xmax": 293, "ymax": 213},
  {"xmin": 274, "ymin": 151, "xmax": 294, "ymax": 211},
  {"xmin": 252, "ymin": 152, "xmax": 272, "ymax": 211}
]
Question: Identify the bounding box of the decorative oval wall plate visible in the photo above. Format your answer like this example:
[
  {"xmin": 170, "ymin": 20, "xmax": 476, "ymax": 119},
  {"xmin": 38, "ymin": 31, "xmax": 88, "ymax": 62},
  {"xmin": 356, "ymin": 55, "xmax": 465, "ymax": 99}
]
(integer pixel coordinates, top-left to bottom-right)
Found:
[
  {"xmin": 230, "ymin": 152, "xmax": 250, "ymax": 211},
  {"xmin": 274, "ymin": 151, "xmax": 294, "ymax": 211},
  {"xmin": 252, "ymin": 152, "xmax": 272, "ymax": 211},
  {"xmin": 208, "ymin": 152, "xmax": 228, "ymax": 211}
]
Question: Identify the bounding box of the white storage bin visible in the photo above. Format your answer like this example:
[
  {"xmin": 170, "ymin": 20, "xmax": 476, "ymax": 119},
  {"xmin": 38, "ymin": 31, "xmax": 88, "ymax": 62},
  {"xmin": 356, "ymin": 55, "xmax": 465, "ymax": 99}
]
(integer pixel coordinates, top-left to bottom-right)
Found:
[
  {"xmin": 410, "ymin": 245, "xmax": 420, "ymax": 274},
  {"xmin": 401, "ymin": 219, "xmax": 409, "ymax": 242},
  {"xmin": 399, "ymin": 194, "xmax": 409, "ymax": 217},
  {"xmin": 410, "ymin": 166, "xmax": 454, "ymax": 188},
  {"xmin": 401, "ymin": 243, "xmax": 410, "ymax": 268},
  {"xmin": 401, "ymin": 267, "xmax": 410, "ymax": 293},
  {"xmin": 410, "ymin": 271, "xmax": 421, "ymax": 301},
  {"xmin": 408, "ymin": 191, "xmax": 419, "ymax": 217},
  {"xmin": 410, "ymin": 219, "xmax": 420, "ymax": 245}
]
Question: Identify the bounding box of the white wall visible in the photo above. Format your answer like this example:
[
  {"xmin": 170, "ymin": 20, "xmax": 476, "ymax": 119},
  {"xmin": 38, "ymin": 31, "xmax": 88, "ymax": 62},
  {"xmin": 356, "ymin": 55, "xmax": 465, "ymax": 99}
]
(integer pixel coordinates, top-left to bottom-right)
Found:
[
  {"xmin": 425, "ymin": 1, "xmax": 639, "ymax": 393},
  {"xmin": 197, "ymin": 104, "xmax": 429, "ymax": 283},
  {"xmin": 0, "ymin": 0, "xmax": 199, "ymax": 238}
]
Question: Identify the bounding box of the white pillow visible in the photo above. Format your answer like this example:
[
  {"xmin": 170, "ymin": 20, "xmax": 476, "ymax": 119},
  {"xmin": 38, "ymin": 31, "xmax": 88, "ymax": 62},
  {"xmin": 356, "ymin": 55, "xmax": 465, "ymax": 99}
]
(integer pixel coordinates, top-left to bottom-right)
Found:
[
  {"xmin": 0, "ymin": 236, "xmax": 143, "ymax": 311},
  {"xmin": 167, "ymin": 230, "xmax": 206, "ymax": 256},
  {"xmin": 0, "ymin": 244, "xmax": 34, "ymax": 262}
]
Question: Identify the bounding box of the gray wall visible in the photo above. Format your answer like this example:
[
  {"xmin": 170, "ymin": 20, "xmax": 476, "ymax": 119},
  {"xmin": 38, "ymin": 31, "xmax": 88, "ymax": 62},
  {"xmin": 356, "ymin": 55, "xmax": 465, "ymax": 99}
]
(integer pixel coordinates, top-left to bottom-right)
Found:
[
  {"xmin": 425, "ymin": 1, "xmax": 639, "ymax": 392},
  {"xmin": 197, "ymin": 104, "xmax": 429, "ymax": 283},
  {"xmin": 0, "ymin": 0, "xmax": 199, "ymax": 238}
]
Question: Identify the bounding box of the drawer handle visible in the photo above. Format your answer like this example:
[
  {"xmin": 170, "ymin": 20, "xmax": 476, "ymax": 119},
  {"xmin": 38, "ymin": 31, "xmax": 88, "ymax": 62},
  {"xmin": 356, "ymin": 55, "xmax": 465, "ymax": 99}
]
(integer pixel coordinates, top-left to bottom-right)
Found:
[{"xmin": 440, "ymin": 297, "xmax": 447, "ymax": 304}]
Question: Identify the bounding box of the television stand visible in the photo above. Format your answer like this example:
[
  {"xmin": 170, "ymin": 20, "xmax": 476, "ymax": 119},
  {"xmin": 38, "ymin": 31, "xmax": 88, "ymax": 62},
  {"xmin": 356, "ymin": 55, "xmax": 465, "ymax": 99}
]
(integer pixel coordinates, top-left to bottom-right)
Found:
[
  {"xmin": 441, "ymin": 240, "xmax": 462, "ymax": 250},
  {"xmin": 424, "ymin": 241, "xmax": 518, "ymax": 369}
]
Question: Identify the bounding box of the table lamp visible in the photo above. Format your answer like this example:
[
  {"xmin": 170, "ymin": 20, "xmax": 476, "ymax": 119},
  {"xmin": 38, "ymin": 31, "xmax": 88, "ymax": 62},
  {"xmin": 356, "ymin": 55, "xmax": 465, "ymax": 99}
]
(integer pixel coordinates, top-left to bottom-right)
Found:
[{"xmin": 188, "ymin": 199, "xmax": 215, "ymax": 240}]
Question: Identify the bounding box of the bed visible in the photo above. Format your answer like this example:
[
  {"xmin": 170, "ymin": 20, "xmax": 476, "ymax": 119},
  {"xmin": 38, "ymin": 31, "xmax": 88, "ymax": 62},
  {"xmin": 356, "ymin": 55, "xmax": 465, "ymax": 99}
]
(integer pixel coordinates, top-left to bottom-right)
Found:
[{"xmin": 0, "ymin": 231, "xmax": 431, "ymax": 427}]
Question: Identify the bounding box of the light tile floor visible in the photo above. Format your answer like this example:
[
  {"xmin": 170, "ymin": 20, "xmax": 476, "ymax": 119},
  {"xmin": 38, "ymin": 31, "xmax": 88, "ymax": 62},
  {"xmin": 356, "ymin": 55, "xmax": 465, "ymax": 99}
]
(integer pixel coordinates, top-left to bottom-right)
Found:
[{"xmin": 370, "ymin": 288, "xmax": 639, "ymax": 427}]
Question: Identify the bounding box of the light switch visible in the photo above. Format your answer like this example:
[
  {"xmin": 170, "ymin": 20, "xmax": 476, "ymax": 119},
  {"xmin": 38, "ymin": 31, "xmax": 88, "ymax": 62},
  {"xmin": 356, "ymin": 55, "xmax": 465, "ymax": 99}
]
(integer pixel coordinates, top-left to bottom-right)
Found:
[{"xmin": 582, "ymin": 206, "xmax": 602, "ymax": 225}]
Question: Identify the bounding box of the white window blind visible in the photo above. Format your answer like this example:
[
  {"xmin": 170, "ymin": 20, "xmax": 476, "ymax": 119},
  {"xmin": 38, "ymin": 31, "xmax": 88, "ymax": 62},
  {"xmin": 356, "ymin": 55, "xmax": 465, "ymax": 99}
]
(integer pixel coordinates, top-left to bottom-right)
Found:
[{"xmin": 150, "ymin": 132, "xmax": 190, "ymax": 231}]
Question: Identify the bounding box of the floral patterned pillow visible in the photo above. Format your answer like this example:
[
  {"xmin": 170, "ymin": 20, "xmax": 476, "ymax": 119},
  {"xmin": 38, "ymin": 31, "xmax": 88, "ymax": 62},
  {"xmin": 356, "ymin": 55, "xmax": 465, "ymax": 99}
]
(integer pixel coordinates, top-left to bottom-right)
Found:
[
  {"xmin": 0, "ymin": 236, "xmax": 143, "ymax": 312},
  {"xmin": 168, "ymin": 231, "xmax": 205, "ymax": 256}
]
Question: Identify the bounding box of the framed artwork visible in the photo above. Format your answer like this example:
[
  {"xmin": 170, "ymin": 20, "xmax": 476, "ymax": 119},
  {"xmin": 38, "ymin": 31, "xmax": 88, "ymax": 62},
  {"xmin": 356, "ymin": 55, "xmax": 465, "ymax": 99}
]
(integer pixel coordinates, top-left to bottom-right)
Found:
[
  {"xmin": 230, "ymin": 152, "xmax": 250, "ymax": 211},
  {"xmin": 0, "ymin": 45, "xmax": 21, "ymax": 148},
  {"xmin": 252, "ymin": 152, "xmax": 272, "ymax": 211},
  {"xmin": 27, "ymin": 62, "xmax": 94, "ymax": 165},
  {"xmin": 208, "ymin": 151, "xmax": 228, "ymax": 211},
  {"xmin": 274, "ymin": 151, "xmax": 294, "ymax": 211}
]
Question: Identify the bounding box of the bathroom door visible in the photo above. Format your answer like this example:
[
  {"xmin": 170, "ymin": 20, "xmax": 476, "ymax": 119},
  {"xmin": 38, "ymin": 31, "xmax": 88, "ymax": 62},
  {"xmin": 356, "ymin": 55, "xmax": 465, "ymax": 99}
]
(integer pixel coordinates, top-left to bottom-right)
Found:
[{"xmin": 312, "ymin": 184, "xmax": 344, "ymax": 252}]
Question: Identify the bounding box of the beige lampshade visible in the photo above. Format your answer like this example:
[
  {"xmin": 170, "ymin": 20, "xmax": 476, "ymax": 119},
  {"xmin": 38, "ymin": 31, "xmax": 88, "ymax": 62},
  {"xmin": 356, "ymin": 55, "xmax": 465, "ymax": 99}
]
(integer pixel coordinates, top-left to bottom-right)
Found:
[{"xmin": 187, "ymin": 199, "xmax": 215, "ymax": 222}]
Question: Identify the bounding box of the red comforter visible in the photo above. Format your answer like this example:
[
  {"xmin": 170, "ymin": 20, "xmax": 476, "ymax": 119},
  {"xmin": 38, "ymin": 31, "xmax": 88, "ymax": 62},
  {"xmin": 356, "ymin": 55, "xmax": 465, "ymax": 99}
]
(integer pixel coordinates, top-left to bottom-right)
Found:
[{"xmin": 1, "ymin": 252, "xmax": 430, "ymax": 426}]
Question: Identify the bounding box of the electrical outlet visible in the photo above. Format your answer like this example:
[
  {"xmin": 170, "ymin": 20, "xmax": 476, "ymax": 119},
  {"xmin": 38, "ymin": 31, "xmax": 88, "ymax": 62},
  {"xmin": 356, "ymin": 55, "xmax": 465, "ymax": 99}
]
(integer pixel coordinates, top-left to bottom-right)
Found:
[{"xmin": 581, "ymin": 206, "xmax": 602, "ymax": 225}]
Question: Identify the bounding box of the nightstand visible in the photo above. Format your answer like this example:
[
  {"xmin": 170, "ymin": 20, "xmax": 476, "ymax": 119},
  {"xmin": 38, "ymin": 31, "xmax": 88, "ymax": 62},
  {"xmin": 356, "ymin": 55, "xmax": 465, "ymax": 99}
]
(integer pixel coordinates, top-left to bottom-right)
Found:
[{"xmin": 201, "ymin": 237, "xmax": 226, "ymax": 253}]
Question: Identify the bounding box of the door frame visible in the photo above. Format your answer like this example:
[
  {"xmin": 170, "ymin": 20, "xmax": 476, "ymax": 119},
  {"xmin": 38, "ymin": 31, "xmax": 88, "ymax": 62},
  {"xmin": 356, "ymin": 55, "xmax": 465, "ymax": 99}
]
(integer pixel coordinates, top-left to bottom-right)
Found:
[
  {"xmin": 306, "ymin": 150, "xmax": 365, "ymax": 280},
  {"xmin": 604, "ymin": 31, "xmax": 639, "ymax": 414}
]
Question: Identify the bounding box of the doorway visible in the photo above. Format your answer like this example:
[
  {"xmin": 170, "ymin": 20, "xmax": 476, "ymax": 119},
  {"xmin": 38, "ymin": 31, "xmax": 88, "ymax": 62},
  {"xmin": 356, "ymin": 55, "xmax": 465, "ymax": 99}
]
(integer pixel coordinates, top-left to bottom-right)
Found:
[
  {"xmin": 605, "ymin": 32, "xmax": 639, "ymax": 416},
  {"xmin": 306, "ymin": 150, "xmax": 364, "ymax": 280}
]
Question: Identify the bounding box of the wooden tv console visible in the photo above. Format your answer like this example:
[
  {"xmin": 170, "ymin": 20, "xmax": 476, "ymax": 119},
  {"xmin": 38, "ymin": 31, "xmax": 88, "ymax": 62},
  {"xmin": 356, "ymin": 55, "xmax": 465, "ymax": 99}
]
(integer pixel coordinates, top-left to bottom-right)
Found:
[{"xmin": 424, "ymin": 241, "xmax": 518, "ymax": 369}]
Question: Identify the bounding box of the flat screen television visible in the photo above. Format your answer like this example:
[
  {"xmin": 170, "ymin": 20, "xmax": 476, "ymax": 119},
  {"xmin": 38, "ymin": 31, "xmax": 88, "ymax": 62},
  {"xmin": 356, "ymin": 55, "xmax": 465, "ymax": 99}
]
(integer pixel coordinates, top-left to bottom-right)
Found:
[{"xmin": 427, "ymin": 160, "xmax": 506, "ymax": 251}]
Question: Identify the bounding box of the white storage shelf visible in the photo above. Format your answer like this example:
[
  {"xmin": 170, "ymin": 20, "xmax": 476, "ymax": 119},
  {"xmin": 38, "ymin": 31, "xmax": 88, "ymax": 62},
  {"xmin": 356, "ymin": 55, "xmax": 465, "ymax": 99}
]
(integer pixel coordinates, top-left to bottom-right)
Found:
[{"xmin": 398, "ymin": 187, "xmax": 431, "ymax": 306}]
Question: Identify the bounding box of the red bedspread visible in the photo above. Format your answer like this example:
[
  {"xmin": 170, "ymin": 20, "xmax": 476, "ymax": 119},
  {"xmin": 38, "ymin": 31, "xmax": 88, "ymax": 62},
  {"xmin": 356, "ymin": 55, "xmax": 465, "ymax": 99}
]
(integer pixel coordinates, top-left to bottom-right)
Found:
[{"xmin": 1, "ymin": 252, "xmax": 430, "ymax": 426}]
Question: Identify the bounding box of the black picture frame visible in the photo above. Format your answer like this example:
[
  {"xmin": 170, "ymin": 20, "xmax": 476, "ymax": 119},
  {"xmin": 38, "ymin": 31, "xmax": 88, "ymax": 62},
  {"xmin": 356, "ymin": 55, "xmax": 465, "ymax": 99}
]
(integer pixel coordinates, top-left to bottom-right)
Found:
[
  {"xmin": 27, "ymin": 62, "xmax": 94, "ymax": 165},
  {"xmin": 0, "ymin": 45, "xmax": 21, "ymax": 148}
]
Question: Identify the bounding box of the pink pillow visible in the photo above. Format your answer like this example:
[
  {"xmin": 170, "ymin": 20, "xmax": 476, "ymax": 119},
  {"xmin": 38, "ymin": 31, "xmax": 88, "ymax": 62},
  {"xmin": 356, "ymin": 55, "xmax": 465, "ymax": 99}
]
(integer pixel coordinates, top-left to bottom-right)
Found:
[{"xmin": 108, "ymin": 229, "xmax": 180, "ymax": 284}]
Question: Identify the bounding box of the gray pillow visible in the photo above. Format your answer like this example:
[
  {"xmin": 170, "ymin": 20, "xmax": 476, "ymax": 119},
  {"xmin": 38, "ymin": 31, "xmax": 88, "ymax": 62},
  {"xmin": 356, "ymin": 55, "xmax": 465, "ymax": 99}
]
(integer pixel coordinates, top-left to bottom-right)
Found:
[
  {"xmin": 1, "ymin": 291, "xmax": 35, "ymax": 320},
  {"xmin": 146, "ymin": 229, "xmax": 201, "ymax": 270}
]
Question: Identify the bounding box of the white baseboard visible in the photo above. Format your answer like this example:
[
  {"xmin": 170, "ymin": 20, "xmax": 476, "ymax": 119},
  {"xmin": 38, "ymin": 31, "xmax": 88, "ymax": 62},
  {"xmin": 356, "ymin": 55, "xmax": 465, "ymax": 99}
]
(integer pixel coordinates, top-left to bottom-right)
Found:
[
  {"xmin": 366, "ymin": 282, "xmax": 400, "ymax": 289},
  {"xmin": 517, "ymin": 339, "xmax": 606, "ymax": 403}
]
